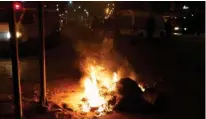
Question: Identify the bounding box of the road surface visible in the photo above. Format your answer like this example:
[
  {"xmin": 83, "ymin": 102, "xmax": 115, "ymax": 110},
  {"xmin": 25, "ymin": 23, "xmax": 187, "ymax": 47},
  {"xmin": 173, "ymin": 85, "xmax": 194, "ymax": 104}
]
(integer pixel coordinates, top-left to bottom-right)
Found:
[{"xmin": 0, "ymin": 23, "xmax": 204, "ymax": 119}]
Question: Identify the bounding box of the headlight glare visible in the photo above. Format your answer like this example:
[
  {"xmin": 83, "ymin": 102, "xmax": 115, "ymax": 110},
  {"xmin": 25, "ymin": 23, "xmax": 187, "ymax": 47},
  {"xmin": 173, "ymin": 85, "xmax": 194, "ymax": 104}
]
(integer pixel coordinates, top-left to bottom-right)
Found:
[
  {"xmin": 7, "ymin": 32, "xmax": 11, "ymax": 39},
  {"xmin": 174, "ymin": 27, "xmax": 179, "ymax": 31}
]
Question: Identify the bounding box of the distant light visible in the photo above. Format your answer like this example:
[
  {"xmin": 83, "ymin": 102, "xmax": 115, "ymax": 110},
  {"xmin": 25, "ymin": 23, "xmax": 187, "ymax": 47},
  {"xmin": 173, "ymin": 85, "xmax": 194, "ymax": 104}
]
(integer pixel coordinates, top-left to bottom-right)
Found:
[
  {"xmin": 183, "ymin": 5, "xmax": 189, "ymax": 10},
  {"xmin": 74, "ymin": 9, "xmax": 76, "ymax": 12},
  {"xmin": 56, "ymin": 4, "xmax": 59, "ymax": 7},
  {"xmin": 112, "ymin": 4, "xmax": 114, "ymax": 6},
  {"xmin": 107, "ymin": 4, "xmax": 110, "ymax": 6},
  {"xmin": 44, "ymin": 5, "xmax": 47, "ymax": 8},
  {"xmin": 65, "ymin": 10, "xmax": 67, "ymax": 13},
  {"xmin": 7, "ymin": 32, "xmax": 11, "ymax": 39},
  {"xmin": 56, "ymin": 8, "xmax": 59, "ymax": 11},
  {"xmin": 16, "ymin": 31, "xmax": 22, "ymax": 38},
  {"xmin": 69, "ymin": 1, "xmax": 72, "ymax": 4},
  {"xmin": 174, "ymin": 17, "xmax": 177, "ymax": 19},
  {"xmin": 173, "ymin": 33, "xmax": 182, "ymax": 36},
  {"xmin": 191, "ymin": 14, "xmax": 194, "ymax": 16},
  {"xmin": 174, "ymin": 26, "xmax": 179, "ymax": 31},
  {"xmin": 184, "ymin": 28, "xmax": 187, "ymax": 31},
  {"xmin": 183, "ymin": 17, "xmax": 186, "ymax": 19},
  {"xmin": 78, "ymin": 6, "xmax": 81, "ymax": 9},
  {"xmin": 105, "ymin": 8, "xmax": 109, "ymax": 14},
  {"xmin": 86, "ymin": 11, "xmax": 89, "ymax": 16},
  {"xmin": 14, "ymin": 2, "xmax": 22, "ymax": 11},
  {"xmin": 15, "ymin": 4, "xmax": 20, "ymax": 10},
  {"xmin": 84, "ymin": 9, "xmax": 87, "ymax": 12}
]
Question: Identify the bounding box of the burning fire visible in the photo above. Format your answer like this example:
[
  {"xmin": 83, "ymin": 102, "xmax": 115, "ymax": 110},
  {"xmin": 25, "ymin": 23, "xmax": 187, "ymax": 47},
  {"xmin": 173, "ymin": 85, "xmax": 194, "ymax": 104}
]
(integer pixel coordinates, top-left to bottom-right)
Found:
[
  {"xmin": 70, "ymin": 38, "xmax": 144, "ymax": 117},
  {"xmin": 46, "ymin": 38, "xmax": 149, "ymax": 118},
  {"xmin": 79, "ymin": 65, "xmax": 119, "ymax": 116}
]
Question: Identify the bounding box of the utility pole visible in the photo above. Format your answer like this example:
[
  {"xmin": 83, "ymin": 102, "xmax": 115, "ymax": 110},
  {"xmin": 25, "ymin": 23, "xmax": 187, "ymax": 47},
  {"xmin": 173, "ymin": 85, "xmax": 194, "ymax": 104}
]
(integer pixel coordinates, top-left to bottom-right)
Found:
[
  {"xmin": 38, "ymin": 2, "xmax": 47, "ymax": 107},
  {"xmin": 9, "ymin": 2, "xmax": 23, "ymax": 119}
]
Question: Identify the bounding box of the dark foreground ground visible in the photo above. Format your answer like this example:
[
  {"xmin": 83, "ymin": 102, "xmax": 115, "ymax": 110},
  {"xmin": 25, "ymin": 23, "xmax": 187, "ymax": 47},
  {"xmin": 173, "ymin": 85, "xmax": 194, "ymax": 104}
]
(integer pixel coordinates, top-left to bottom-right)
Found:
[{"xmin": 0, "ymin": 23, "xmax": 204, "ymax": 119}]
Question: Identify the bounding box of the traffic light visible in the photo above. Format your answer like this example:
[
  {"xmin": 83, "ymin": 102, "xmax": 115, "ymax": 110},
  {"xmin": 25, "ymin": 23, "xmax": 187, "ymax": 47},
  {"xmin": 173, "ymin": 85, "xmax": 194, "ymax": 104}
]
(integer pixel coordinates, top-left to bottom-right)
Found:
[{"xmin": 14, "ymin": 2, "xmax": 22, "ymax": 11}]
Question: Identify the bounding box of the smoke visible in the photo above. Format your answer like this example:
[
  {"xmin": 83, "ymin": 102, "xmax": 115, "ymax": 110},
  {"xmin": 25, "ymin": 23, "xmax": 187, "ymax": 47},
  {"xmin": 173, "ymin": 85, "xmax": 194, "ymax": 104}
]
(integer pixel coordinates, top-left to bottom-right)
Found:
[{"xmin": 73, "ymin": 37, "xmax": 139, "ymax": 82}]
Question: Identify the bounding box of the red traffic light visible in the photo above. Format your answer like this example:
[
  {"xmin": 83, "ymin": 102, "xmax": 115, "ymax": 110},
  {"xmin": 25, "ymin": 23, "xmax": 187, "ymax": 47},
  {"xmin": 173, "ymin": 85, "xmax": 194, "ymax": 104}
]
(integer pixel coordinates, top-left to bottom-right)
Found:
[{"xmin": 14, "ymin": 2, "xmax": 22, "ymax": 11}]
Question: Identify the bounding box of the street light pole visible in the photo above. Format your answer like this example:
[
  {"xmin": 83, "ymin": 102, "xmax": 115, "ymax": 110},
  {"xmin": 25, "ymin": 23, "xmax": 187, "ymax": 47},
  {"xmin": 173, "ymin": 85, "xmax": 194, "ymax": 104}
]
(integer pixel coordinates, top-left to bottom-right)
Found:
[
  {"xmin": 9, "ymin": 2, "xmax": 23, "ymax": 119},
  {"xmin": 38, "ymin": 2, "xmax": 47, "ymax": 107}
]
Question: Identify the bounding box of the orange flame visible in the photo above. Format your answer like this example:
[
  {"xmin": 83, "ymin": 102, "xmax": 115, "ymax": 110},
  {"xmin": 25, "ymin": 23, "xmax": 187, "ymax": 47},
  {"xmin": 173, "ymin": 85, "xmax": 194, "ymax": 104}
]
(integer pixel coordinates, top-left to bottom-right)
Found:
[{"xmin": 80, "ymin": 65, "xmax": 119, "ymax": 115}]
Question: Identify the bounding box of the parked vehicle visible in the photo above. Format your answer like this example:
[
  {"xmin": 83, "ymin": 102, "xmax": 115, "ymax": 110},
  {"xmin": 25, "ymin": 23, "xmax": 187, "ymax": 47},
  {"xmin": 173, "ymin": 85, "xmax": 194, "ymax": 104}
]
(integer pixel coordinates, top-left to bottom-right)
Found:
[
  {"xmin": 103, "ymin": 10, "xmax": 166, "ymax": 39},
  {"xmin": 0, "ymin": 3, "xmax": 61, "ymax": 43}
]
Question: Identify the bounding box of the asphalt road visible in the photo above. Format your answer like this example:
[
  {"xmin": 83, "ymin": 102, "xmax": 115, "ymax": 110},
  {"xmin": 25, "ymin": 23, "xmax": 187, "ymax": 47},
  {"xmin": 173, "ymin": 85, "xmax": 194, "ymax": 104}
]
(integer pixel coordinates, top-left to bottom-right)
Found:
[
  {"xmin": 0, "ymin": 24, "xmax": 204, "ymax": 119},
  {"xmin": 115, "ymin": 34, "xmax": 205, "ymax": 119}
]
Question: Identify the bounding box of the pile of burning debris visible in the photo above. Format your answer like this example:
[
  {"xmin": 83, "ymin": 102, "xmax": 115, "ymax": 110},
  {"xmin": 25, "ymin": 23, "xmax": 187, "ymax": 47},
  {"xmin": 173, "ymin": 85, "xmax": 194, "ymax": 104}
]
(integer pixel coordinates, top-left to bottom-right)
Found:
[
  {"xmin": 41, "ymin": 69, "xmax": 164, "ymax": 119},
  {"xmin": 41, "ymin": 38, "xmax": 165, "ymax": 118}
]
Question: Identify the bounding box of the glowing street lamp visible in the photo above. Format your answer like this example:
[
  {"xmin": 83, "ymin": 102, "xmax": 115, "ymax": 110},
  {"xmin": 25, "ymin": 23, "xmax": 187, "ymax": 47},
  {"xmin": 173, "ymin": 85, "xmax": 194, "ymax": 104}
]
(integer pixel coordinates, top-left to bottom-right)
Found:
[
  {"xmin": 86, "ymin": 11, "xmax": 89, "ymax": 16},
  {"xmin": 183, "ymin": 5, "xmax": 189, "ymax": 10},
  {"xmin": 105, "ymin": 8, "xmax": 109, "ymax": 15}
]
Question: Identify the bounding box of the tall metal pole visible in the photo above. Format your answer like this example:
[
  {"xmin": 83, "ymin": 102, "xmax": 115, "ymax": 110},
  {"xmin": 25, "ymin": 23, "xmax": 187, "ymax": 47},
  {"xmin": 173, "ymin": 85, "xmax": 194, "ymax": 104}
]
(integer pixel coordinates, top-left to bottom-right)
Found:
[
  {"xmin": 38, "ymin": 2, "xmax": 47, "ymax": 107},
  {"xmin": 9, "ymin": 2, "xmax": 23, "ymax": 119}
]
